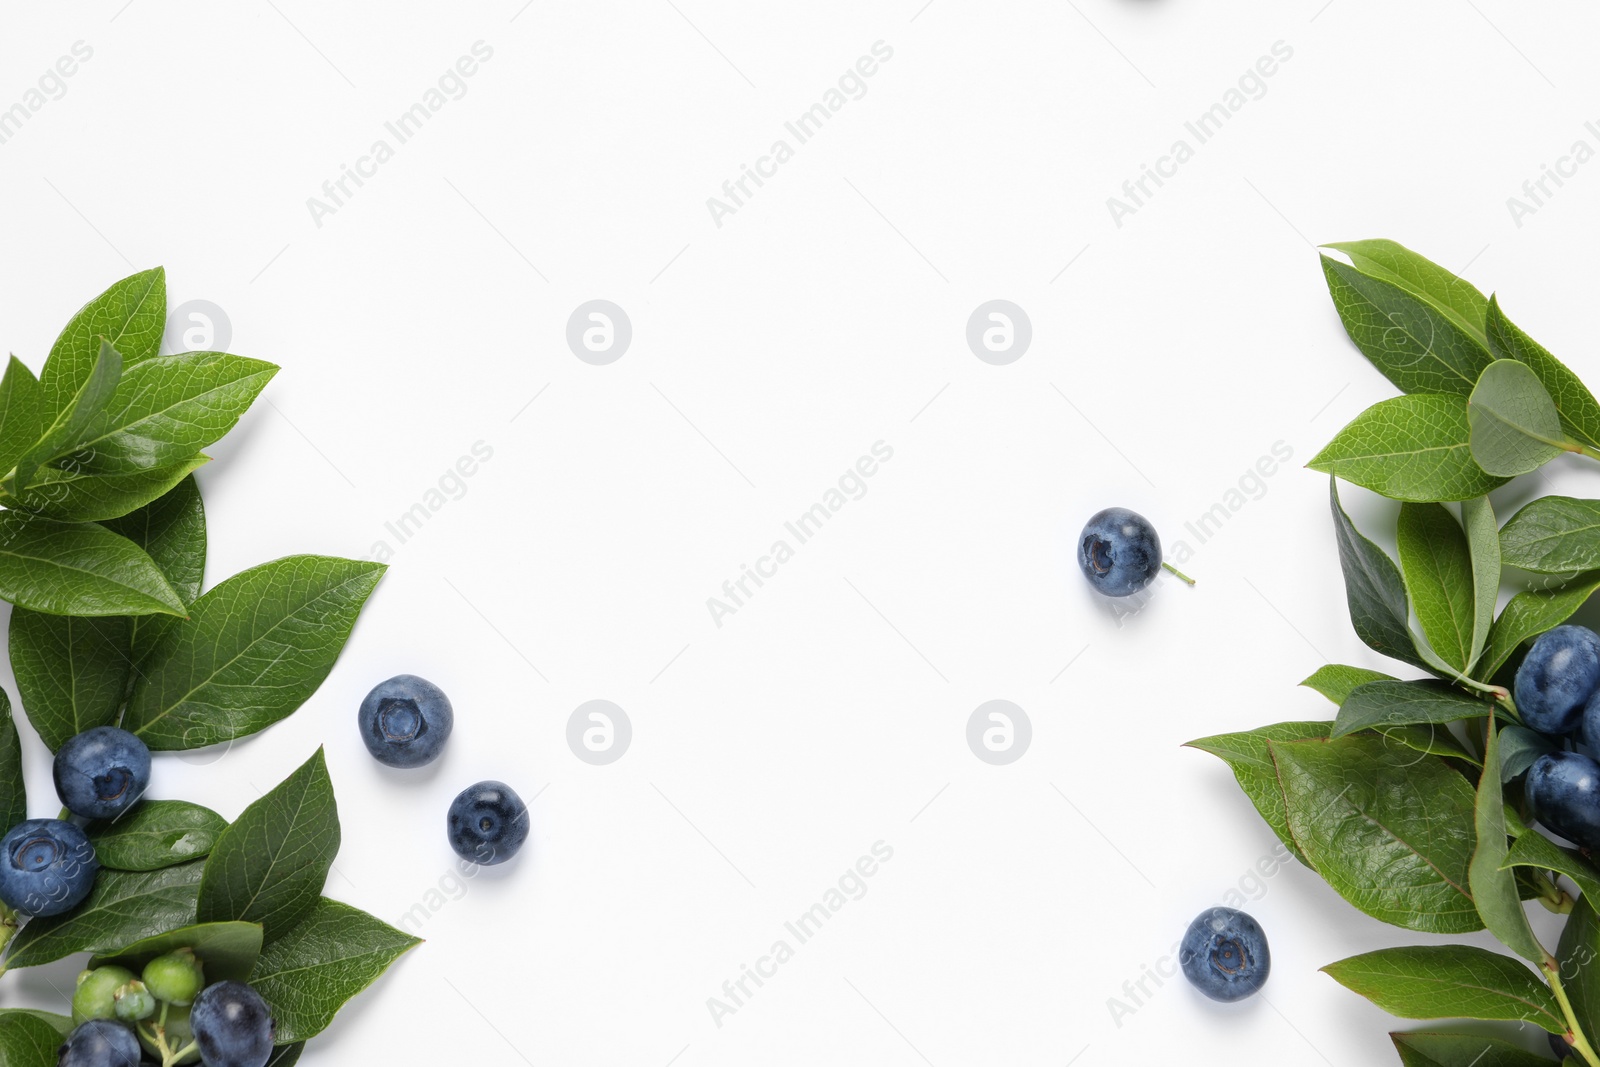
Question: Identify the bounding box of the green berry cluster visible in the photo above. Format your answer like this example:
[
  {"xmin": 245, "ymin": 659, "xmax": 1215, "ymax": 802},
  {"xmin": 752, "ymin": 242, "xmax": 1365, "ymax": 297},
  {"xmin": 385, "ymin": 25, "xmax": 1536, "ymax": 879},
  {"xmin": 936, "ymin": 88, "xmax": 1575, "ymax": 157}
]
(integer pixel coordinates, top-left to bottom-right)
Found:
[{"xmin": 72, "ymin": 948, "xmax": 206, "ymax": 1066}]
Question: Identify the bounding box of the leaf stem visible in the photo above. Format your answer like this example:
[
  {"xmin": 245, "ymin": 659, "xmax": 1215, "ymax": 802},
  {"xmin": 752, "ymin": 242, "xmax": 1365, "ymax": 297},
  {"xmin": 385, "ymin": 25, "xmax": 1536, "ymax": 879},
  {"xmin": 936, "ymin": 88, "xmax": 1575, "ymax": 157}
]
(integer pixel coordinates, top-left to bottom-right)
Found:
[
  {"xmin": 1161, "ymin": 561, "xmax": 1195, "ymax": 586},
  {"xmin": 1545, "ymin": 955, "xmax": 1600, "ymax": 1067}
]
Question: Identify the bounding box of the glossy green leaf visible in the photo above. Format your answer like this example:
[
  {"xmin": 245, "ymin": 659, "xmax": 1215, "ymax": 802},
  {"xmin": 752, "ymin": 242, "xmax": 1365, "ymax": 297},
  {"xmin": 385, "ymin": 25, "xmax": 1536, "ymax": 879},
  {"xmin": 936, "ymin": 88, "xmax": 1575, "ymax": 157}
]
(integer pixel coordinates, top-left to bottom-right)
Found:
[
  {"xmin": 1499, "ymin": 726, "xmax": 1559, "ymax": 783},
  {"xmin": 266, "ymin": 1045, "xmax": 305, "ymax": 1066},
  {"xmin": 124, "ymin": 556, "xmax": 384, "ymax": 749},
  {"xmin": 0, "ymin": 512, "xmax": 184, "ymax": 616},
  {"xmin": 1480, "ymin": 573, "xmax": 1600, "ymax": 679},
  {"xmin": 1488, "ymin": 294, "xmax": 1600, "ymax": 450},
  {"xmin": 250, "ymin": 898, "xmax": 420, "ymax": 1043},
  {"xmin": 103, "ymin": 474, "xmax": 206, "ymax": 663},
  {"xmin": 1272, "ymin": 735, "xmax": 1481, "ymax": 933},
  {"xmin": 1311, "ymin": 395, "xmax": 1507, "ymax": 502},
  {"xmin": 68, "ymin": 352, "xmax": 277, "ymax": 475},
  {"xmin": 1322, "ymin": 945, "xmax": 1560, "ymax": 1032},
  {"xmin": 0, "ymin": 1010, "xmax": 72, "ymax": 1037},
  {"xmin": 1332, "ymin": 680, "xmax": 1492, "ymax": 739},
  {"xmin": 1499, "ymin": 496, "xmax": 1600, "ymax": 577},
  {"xmin": 1329, "ymin": 479, "xmax": 1428, "ymax": 670},
  {"xmin": 1469, "ymin": 359, "xmax": 1571, "ymax": 477},
  {"xmin": 88, "ymin": 800, "xmax": 228, "ymax": 871},
  {"xmin": 3, "ymin": 860, "xmax": 203, "ymax": 969},
  {"xmin": 92, "ymin": 920, "xmax": 263, "ymax": 984},
  {"xmin": 1319, "ymin": 253, "xmax": 1494, "ymax": 397},
  {"xmin": 1185, "ymin": 721, "xmax": 1330, "ymax": 867},
  {"xmin": 1397, "ymin": 503, "xmax": 1477, "ymax": 671},
  {"xmin": 1, "ymin": 454, "xmax": 208, "ymax": 524},
  {"xmin": 0, "ymin": 689, "xmax": 23, "ymax": 834},
  {"xmin": 1469, "ymin": 720, "xmax": 1544, "ymax": 962},
  {"xmin": 1390, "ymin": 1030, "xmax": 1559, "ymax": 1066},
  {"xmin": 9, "ymin": 611, "xmax": 131, "ymax": 750},
  {"xmin": 39, "ymin": 267, "xmax": 164, "ymax": 417},
  {"xmin": 1501, "ymin": 830, "xmax": 1600, "ymax": 904},
  {"xmin": 196, "ymin": 749, "xmax": 339, "ymax": 941},
  {"xmin": 12, "ymin": 340, "xmax": 122, "ymax": 493},
  {"xmin": 1382, "ymin": 723, "xmax": 1480, "ymax": 766},
  {"xmin": 1322, "ymin": 240, "xmax": 1491, "ymax": 346},
  {"xmin": 1460, "ymin": 497, "xmax": 1499, "ymax": 671},
  {"xmin": 1300, "ymin": 664, "xmax": 1398, "ymax": 705},
  {"xmin": 1558, "ymin": 897, "xmax": 1600, "ymax": 1040},
  {"xmin": 0, "ymin": 357, "xmax": 44, "ymax": 476},
  {"xmin": 0, "ymin": 1012, "xmax": 63, "ymax": 1067}
]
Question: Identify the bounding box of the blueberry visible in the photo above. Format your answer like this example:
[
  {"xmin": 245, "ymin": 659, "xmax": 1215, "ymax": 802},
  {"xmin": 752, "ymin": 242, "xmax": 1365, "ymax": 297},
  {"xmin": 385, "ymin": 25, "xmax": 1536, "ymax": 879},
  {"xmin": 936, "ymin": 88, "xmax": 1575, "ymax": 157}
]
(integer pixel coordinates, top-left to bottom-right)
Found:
[
  {"xmin": 1179, "ymin": 906, "xmax": 1270, "ymax": 1002},
  {"xmin": 142, "ymin": 947, "xmax": 205, "ymax": 1005},
  {"xmin": 358, "ymin": 674, "xmax": 453, "ymax": 768},
  {"xmin": 1527, "ymin": 751, "xmax": 1600, "ymax": 851},
  {"xmin": 447, "ymin": 780, "xmax": 528, "ymax": 865},
  {"xmin": 190, "ymin": 981, "xmax": 275, "ymax": 1067},
  {"xmin": 0, "ymin": 818, "xmax": 97, "ymax": 916},
  {"xmin": 1515, "ymin": 626, "xmax": 1600, "ymax": 736},
  {"xmin": 53, "ymin": 726, "xmax": 151, "ymax": 821},
  {"xmin": 72, "ymin": 966, "xmax": 136, "ymax": 1024},
  {"xmin": 58, "ymin": 1019, "xmax": 141, "ymax": 1067},
  {"xmin": 1078, "ymin": 508, "xmax": 1179, "ymax": 597},
  {"xmin": 1552, "ymin": 1031, "xmax": 1574, "ymax": 1059}
]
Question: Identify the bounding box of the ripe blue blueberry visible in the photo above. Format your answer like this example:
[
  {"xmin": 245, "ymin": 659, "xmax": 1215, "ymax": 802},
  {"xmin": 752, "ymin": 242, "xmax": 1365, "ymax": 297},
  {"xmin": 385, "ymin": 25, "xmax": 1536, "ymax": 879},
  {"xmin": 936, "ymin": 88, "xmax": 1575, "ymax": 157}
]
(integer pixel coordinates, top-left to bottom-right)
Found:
[
  {"xmin": 58, "ymin": 1019, "xmax": 141, "ymax": 1067},
  {"xmin": 1526, "ymin": 751, "xmax": 1600, "ymax": 851},
  {"xmin": 358, "ymin": 674, "xmax": 454, "ymax": 768},
  {"xmin": 0, "ymin": 818, "xmax": 97, "ymax": 916},
  {"xmin": 1515, "ymin": 625, "xmax": 1600, "ymax": 736},
  {"xmin": 53, "ymin": 726, "xmax": 151, "ymax": 821},
  {"xmin": 447, "ymin": 780, "xmax": 528, "ymax": 865},
  {"xmin": 1179, "ymin": 907, "xmax": 1270, "ymax": 1002},
  {"xmin": 1078, "ymin": 508, "xmax": 1177, "ymax": 597},
  {"xmin": 190, "ymin": 980, "xmax": 275, "ymax": 1067}
]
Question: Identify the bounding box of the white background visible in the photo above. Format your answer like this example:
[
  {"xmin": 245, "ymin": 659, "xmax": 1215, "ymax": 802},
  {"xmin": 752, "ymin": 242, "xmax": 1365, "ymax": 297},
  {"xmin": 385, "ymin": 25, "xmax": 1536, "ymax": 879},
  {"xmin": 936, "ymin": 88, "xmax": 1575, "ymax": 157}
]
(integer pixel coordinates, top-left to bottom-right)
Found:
[{"xmin": 2, "ymin": 1, "xmax": 1600, "ymax": 1063}]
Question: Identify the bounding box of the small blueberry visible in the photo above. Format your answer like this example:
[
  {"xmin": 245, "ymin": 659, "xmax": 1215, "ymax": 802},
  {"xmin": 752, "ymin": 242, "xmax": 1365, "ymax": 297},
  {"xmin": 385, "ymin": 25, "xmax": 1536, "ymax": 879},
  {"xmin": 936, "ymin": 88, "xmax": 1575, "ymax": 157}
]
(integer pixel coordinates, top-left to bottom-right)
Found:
[
  {"xmin": 0, "ymin": 818, "xmax": 97, "ymax": 916},
  {"xmin": 1515, "ymin": 625, "xmax": 1600, "ymax": 736},
  {"xmin": 58, "ymin": 1019, "xmax": 141, "ymax": 1067},
  {"xmin": 190, "ymin": 980, "xmax": 275, "ymax": 1067},
  {"xmin": 1078, "ymin": 507, "xmax": 1189, "ymax": 597},
  {"xmin": 1526, "ymin": 751, "xmax": 1600, "ymax": 851},
  {"xmin": 447, "ymin": 780, "xmax": 529, "ymax": 866},
  {"xmin": 358, "ymin": 674, "xmax": 453, "ymax": 768},
  {"xmin": 1179, "ymin": 906, "xmax": 1270, "ymax": 1002},
  {"xmin": 53, "ymin": 726, "xmax": 151, "ymax": 821}
]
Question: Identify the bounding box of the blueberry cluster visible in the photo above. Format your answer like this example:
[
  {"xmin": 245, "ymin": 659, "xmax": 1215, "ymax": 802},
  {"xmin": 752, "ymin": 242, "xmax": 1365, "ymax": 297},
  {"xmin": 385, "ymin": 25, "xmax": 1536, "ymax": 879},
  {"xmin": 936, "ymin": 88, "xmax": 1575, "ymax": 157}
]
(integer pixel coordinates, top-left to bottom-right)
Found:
[
  {"xmin": 62, "ymin": 950, "xmax": 273, "ymax": 1067},
  {"xmin": 357, "ymin": 674, "xmax": 529, "ymax": 866},
  {"xmin": 1513, "ymin": 626, "xmax": 1600, "ymax": 851}
]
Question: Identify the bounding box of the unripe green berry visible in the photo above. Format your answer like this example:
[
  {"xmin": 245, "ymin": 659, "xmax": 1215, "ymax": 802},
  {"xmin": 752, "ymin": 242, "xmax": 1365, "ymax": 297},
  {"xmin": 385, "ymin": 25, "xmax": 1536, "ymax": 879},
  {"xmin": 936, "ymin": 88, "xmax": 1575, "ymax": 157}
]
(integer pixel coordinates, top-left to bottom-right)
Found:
[
  {"xmin": 71, "ymin": 965, "xmax": 135, "ymax": 1023},
  {"xmin": 113, "ymin": 978, "xmax": 156, "ymax": 1021},
  {"xmin": 142, "ymin": 947, "xmax": 204, "ymax": 1005}
]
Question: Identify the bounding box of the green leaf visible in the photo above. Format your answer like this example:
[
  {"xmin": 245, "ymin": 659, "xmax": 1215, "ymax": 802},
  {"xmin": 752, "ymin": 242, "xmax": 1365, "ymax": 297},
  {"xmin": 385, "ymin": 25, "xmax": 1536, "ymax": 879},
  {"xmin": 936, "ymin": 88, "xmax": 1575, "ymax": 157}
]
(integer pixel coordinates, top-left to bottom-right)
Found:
[
  {"xmin": 1469, "ymin": 719, "xmax": 1544, "ymax": 962},
  {"xmin": 92, "ymin": 920, "xmax": 263, "ymax": 984},
  {"xmin": 1319, "ymin": 253, "xmax": 1495, "ymax": 396},
  {"xmin": 196, "ymin": 748, "xmax": 339, "ymax": 941},
  {"xmin": 3, "ymin": 860, "xmax": 203, "ymax": 969},
  {"xmin": 1390, "ymin": 1030, "xmax": 1560, "ymax": 1066},
  {"xmin": 1300, "ymin": 664, "xmax": 1398, "ymax": 704},
  {"xmin": 1502, "ymin": 830, "xmax": 1600, "ymax": 903},
  {"xmin": 1329, "ymin": 478, "xmax": 1429, "ymax": 670},
  {"xmin": 1272, "ymin": 735, "xmax": 1481, "ymax": 933},
  {"xmin": 1500, "ymin": 726, "xmax": 1560, "ymax": 783},
  {"xmin": 250, "ymin": 898, "xmax": 420, "ymax": 1043},
  {"xmin": 1499, "ymin": 496, "xmax": 1600, "ymax": 577},
  {"xmin": 0, "ymin": 1011, "xmax": 64, "ymax": 1067},
  {"xmin": 11, "ymin": 340, "xmax": 122, "ymax": 493},
  {"xmin": 0, "ymin": 689, "xmax": 22, "ymax": 834},
  {"xmin": 1323, "ymin": 240, "xmax": 1492, "ymax": 345},
  {"xmin": 1469, "ymin": 359, "xmax": 1572, "ymax": 477},
  {"xmin": 1558, "ymin": 897, "xmax": 1600, "ymax": 1039},
  {"xmin": 88, "ymin": 800, "xmax": 228, "ymax": 871},
  {"xmin": 1488, "ymin": 293, "xmax": 1600, "ymax": 450},
  {"xmin": 67, "ymin": 352, "xmax": 277, "ymax": 475},
  {"xmin": 9, "ymin": 612, "xmax": 131, "ymax": 750},
  {"xmin": 1460, "ymin": 497, "xmax": 1500, "ymax": 671},
  {"xmin": 1332, "ymin": 680, "xmax": 1492, "ymax": 739},
  {"xmin": 1382, "ymin": 723, "xmax": 1481, "ymax": 767},
  {"xmin": 1322, "ymin": 945, "xmax": 1561, "ymax": 1032},
  {"xmin": 1184, "ymin": 721, "xmax": 1330, "ymax": 867},
  {"xmin": 0, "ymin": 357, "xmax": 44, "ymax": 476},
  {"xmin": 1397, "ymin": 503, "xmax": 1477, "ymax": 671},
  {"xmin": 1, "ymin": 454, "xmax": 208, "ymax": 524},
  {"xmin": 0, "ymin": 1010, "xmax": 72, "ymax": 1037},
  {"xmin": 103, "ymin": 474, "xmax": 206, "ymax": 662},
  {"xmin": 39, "ymin": 267, "xmax": 164, "ymax": 417},
  {"xmin": 0, "ymin": 512, "xmax": 185, "ymax": 616},
  {"xmin": 1481, "ymin": 573, "xmax": 1600, "ymax": 679},
  {"xmin": 266, "ymin": 1045, "xmax": 305, "ymax": 1066},
  {"xmin": 1311, "ymin": 395, "xmax": 1507, "ymax": 502},
  {"xmin": 124, "ymin": 556, "xmax": 384, "ymax": 750}
]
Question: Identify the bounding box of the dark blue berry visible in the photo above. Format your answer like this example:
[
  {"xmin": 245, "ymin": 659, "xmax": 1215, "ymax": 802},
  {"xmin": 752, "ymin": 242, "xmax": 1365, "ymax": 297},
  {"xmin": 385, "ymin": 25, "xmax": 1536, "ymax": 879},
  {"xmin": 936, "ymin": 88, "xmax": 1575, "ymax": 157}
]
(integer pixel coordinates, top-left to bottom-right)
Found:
[
  {"xmin": 1515, "ymin": 626, "xmax": 1600, "ymax": 736},
  {"xmin": 58, "ymin": 1018, "xmax": 140, "ymax": 1067},
  {"xmin": 1179, "ymin": 907, "xmax": 1270, "ymax": 1002},
  {"xmin": 358, "ymin": 674, "xmax": 453, "ymax": 768},
  {"xmin": 0, "ymin": 818, "xmax": 97, "ymax": 916},
  {"xmin": 190, "ymin": 980, "xmax": 275, "ymax": 1067},
  {"xmin": 447, "ymin": 780, "xmax": 528, "ymax": 865},
  {"xmin": 1078, "ymin": 507, "xmax": 1163, "ymax": 598},
  {"xmin": 1552, "ymin": 1030, "xmax": 1574, "ymax": 1059},
  {"xmin": 1527, "ymin": 751, "xmax": 1600, "ymax": 851},
  {"xmin": 53, "ymin": 727, "xmax": 151, "ymax": 821}
]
